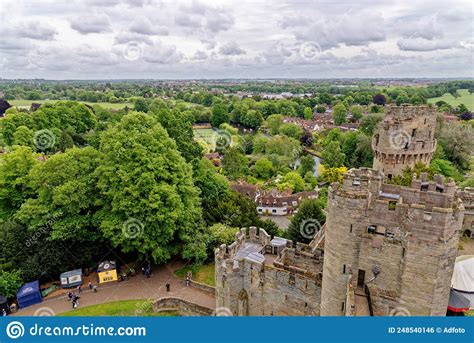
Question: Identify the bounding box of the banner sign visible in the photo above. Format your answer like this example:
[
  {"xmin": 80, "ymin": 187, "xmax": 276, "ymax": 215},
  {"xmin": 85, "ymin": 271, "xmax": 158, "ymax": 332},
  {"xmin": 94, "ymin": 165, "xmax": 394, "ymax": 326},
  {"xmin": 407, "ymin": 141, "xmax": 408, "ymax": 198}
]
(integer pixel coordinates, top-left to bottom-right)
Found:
[{"xmin": 0, "ymin": 317, "xmax": 472, "ymax": 343}]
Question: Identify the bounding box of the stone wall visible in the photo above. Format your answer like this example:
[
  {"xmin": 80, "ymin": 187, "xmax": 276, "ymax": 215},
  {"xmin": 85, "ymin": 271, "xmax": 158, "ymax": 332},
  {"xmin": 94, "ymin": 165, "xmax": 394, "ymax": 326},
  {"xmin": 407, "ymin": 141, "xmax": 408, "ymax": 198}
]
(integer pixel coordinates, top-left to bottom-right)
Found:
[
  {"xmin": 372, "ymin": 105, "xmax": 437, "ymax": 177},
  {"xmin": 152, "ymin": 297, "xmax": 214, "ymax": 316}
]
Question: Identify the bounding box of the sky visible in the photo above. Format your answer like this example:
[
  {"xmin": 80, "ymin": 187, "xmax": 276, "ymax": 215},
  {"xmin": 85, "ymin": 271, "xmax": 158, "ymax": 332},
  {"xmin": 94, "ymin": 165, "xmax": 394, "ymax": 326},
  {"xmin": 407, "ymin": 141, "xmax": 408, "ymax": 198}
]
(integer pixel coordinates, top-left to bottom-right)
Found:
[{"xmin": 0, "ymin": 0, "xmax": 473, "ymax": 79}]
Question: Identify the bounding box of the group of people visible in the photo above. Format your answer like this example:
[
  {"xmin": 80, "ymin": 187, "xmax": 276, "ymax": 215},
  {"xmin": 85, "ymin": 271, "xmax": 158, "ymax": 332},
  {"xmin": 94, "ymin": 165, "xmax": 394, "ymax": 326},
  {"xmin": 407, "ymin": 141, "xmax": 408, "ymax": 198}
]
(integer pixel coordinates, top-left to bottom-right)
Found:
[{"xmin": 67, "ymin": 282, "xmax": 98, "ymax": 309}]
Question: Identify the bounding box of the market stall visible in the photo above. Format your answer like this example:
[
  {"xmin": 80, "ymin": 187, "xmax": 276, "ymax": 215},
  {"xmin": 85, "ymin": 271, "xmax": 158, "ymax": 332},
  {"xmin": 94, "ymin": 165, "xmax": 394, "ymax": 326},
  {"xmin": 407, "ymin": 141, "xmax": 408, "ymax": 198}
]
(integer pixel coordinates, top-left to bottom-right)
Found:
[
  {"xmin": 97, "ymin": 260, "xmax": 118, "ymax": 284},
  {"xmin": 16, "ymin": 281, "xmax": 42, "ymax": 309},
  {"xmin": 60, "ymin": 269, "xmax": 83, "ymax": 288}
]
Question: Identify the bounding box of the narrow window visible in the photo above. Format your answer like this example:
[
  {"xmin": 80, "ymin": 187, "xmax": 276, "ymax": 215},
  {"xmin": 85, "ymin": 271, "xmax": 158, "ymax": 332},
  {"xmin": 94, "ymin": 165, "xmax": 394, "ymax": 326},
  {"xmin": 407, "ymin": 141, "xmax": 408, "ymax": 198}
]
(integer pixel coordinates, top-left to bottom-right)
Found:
[
  {"xmin": 402, "ymin": 248, "xmax": 405, "ymax": 257},
  {"xmin": 341, "ymin": 302, "xmax": 345, "ymax": 312},
  {"xmin": 411, "ymin": 129, "xmax": 416, "ymax": 137},
  {"xmin": 343, "ymin": 264, "xmax": 346, "ymax": 274},
  {"xmin": 350, "ymin": 224, "xmax": 353, "ymax": 233}
]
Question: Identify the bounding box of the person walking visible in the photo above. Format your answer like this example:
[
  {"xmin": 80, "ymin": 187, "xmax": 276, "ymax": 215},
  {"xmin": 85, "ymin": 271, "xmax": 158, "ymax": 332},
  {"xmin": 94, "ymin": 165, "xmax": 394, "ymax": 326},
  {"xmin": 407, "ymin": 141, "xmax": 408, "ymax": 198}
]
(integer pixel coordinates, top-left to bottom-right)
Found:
[{"xmin": 88, "ymin": 282, "xmax": 93, "ymax": 290}]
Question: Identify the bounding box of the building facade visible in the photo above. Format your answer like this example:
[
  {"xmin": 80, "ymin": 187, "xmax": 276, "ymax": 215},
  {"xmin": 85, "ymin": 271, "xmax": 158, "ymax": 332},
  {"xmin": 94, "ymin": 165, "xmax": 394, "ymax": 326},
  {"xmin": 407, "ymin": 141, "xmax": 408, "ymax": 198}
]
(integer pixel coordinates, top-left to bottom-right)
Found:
[{"xmin": 216, "ymin": 168, "xmax": 465, "ymax": 316}]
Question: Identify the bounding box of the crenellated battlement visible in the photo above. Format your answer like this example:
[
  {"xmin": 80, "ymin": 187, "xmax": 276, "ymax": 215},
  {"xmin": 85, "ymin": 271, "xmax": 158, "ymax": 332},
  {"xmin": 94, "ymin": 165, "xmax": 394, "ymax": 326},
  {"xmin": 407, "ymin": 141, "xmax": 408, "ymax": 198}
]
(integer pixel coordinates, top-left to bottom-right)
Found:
[{"xmin": 372, "ymin": 105, "xmax": 437, "ymax": 177}]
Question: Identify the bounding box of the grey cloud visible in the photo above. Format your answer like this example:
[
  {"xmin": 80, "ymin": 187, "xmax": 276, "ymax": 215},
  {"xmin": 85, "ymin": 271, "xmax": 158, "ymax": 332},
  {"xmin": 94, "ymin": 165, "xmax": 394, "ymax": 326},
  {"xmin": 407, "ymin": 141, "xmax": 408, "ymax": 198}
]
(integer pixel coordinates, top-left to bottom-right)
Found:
[
  {"xmin": 175, "ymin": 13, "xmax": 202, "ymax": 28},
  {"xmin": 129, "ymin": 19, "xmax": 169, "ymax": 36},
  {"xmin": 397, "ymin": 38, "xmax": 459, "ymax": 51},
  {"xmin": 219, "ymin": 41, "xmax": 246, "ymax": 56},
  {"xmin": 15, "ymin": 21, "xmax": 57, "ymax": 40},
  {"xmin": 192, "ymin": 50, "xmax": 208, "ymax": 60},
  {"xmin": 205, "ymin": 12, "xmax": 234, "ymax": 32},
  {"xmin": 143, "ymin": 42, "xmax": 183, "ymax": 64},
  {"xmin": 70, "ymin": 14, "xmax": 111, "ymax": 34},
  {"xmin": 114, "ymin": 32, "xmax": 153, "ymax": 45}
]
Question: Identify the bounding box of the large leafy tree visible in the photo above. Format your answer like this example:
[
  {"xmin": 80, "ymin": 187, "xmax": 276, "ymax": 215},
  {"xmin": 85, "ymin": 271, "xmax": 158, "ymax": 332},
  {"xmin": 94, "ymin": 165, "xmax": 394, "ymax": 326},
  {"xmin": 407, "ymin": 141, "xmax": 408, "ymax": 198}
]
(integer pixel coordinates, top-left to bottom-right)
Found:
[
  {"xmin": 0, "ymin": 146, "xmax": 38, "ymax": 217},
  {"xmin": 14, "ymin": 147, "xmax": 103, "ymax": 242},
  {"xmin": 287, "ymin": 199, "xmax": 326, "ymax": 243},
  {"xmin": 95, "ymin": 112, "xmax": 203, "ymax": 263}
]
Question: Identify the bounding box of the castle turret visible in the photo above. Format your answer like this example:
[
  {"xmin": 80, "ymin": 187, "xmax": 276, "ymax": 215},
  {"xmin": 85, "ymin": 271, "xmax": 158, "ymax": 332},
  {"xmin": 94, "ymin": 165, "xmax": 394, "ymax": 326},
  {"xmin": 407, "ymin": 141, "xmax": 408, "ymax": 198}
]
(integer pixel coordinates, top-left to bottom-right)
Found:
[
  {"xmin": 321, "ymin": 168, "xmax": 463, "ymax": 316},
  {"xmin": 372, "ymin": 105, "xmax": 437, "ymax": 178}
]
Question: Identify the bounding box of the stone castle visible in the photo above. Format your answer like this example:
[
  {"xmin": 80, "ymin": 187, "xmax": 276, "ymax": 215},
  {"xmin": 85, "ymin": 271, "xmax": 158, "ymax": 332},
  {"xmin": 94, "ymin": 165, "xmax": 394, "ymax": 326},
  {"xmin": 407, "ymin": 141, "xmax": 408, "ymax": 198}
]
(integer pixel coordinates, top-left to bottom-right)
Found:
[
  {"xmin": 215, "ymin": 105, "xmax": 467, "ymax": 316},
  {"xmin": 372, "ymin": 104, "xmax": 437, "ymax": 178}
]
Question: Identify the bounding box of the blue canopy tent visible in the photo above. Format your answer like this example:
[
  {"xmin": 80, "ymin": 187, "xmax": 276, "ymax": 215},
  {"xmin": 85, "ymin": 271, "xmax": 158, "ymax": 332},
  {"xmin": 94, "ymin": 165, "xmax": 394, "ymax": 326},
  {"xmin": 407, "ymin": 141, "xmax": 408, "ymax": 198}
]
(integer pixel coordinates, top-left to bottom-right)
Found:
[{"xmin": 16, "ymin": 281, "xmax": 42, "ymax": 309}]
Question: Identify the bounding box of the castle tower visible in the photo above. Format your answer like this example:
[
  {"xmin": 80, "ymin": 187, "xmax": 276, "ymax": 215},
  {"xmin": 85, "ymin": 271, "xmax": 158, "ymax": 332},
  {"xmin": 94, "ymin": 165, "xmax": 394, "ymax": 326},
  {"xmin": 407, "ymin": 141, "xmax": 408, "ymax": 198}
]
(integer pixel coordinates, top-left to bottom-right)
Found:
[
  {"xmin": 321, "ymin": 169, "xmax": 463, "ymax": 316},
  {"xmin": 372, "ymin": 105, "xmax": 437, "ymax": 178}
]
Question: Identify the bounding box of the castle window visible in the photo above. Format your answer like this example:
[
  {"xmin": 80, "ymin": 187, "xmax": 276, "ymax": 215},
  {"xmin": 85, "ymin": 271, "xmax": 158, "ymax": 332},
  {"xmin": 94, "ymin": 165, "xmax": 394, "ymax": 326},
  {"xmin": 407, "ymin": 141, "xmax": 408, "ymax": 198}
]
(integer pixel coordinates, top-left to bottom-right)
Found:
[
  {"xmin": 421, "ymin": 182, "xmax": 429, "ymax": 191},
  {"xmin": 341, "ymin": 302, "xmax": 345, "ymax": 312},
  {"xmin": 422, "ymin": 142, "xmax": 425, "ymax": 149},
  {"xmin": 350, "ymin": 224, "xmax": 353, "ymax": 233},
  {"xmin": 428, "ymin": 130, "xmax": 431, "ymax": 138},
  {"xmin": 436, "ymin": 185, "xmax": 444, "ymax": 193},
  {"xmin": 272, "ymin": 209, "xmax": 277, "ymax": 214},
  {"xmin": 424, "ymin": 118, "xmax": 427, "ymax": 125},
  {"xmin": 367, "ymin": 225, "xmax": 377, "ymax": 234},
  {"xmin": 343, "ymin": 264, "xmax": 346, "ymax": 274},
  {"xmin": 385, "ymin": 229, "xmax": 395, "ymax": 238},
  {"xmin": 411, "ymin": 129, "xmax": 416, "ymax": 137},
  {"xmin": 388, "ymin": 201, "xmax": 396, "ymax": 211},
  {"xmin": 305, "ymin": 302, "xmax": 308, "ymax": 308},
  {"xmin": 402, "ymin": 248, "xmax": 405, "ymax": 257}
]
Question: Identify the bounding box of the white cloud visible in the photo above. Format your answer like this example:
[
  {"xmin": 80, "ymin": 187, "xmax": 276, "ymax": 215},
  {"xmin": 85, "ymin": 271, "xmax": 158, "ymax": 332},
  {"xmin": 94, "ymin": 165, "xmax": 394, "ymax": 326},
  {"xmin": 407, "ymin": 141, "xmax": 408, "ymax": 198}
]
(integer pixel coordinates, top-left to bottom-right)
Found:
[{"xmin": 0, "ymin": 0, "xmax": 471, "ymax": 79}]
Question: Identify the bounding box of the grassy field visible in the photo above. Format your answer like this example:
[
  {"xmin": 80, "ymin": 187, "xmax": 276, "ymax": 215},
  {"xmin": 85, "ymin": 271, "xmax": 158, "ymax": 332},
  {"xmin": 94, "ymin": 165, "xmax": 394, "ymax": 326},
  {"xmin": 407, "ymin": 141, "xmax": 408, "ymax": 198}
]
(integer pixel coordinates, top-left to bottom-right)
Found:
[
  {"xmin": 194, "ymin": 128, "xmax": 216, "ymax": 152},
  {"xmin": 427, "ymin": 89, "xmax": 474, "ymax": 111},
  {"xmin": 174, "ymin": 263, "xmax": 215, "ymax": 287},
  {"xmin": 60, "ymin": 299, "xmax": 177, "ymax": 316},
  {"xmin": 8, "ymin": 99, "xmax": 132, "ymax": 110}
]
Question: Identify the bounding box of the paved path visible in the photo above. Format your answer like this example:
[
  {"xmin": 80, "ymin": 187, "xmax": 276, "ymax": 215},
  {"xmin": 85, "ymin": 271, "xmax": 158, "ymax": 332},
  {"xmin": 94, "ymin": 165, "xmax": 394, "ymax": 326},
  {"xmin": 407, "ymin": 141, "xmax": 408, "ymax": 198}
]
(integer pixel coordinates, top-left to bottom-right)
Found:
[
  {"xmin": 13, "ymin": 261, "xmax": 215, "ymax": 316},
  {"xmin": 354, "ymin": 288, "xmax": 370, "ymax": 316}
]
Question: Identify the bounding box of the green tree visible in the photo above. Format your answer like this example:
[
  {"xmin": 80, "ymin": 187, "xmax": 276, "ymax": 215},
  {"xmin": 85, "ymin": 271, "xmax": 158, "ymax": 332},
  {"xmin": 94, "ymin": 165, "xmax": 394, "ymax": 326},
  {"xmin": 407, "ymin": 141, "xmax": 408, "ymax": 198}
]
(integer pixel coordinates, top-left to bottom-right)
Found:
[
  {"xmin": 333, "ymin": 103, "xmax": 347, "ymax": 125},
  {"xmin": 279, "ymin": 171, "xmax": 305, "ymax": 193},
  {"xmin": 287, "ymin": 199, "xmax": 326, "ymax": 243},
  {"xmin": 211, "ymin": 100, "xmax": 230, "ymax": 127},
  {"xmin": 222, "ymin": 147, "xmax": 249, "ymax": 179},
  {"xmin": 14, "ymin": 147, "xmax": 102, "ymax": 242},
  {"xmin": 279, "ymin": 123, "xmax": 303, "ymax": 140},
  {"xmin": 0, "ymin": 146, "xmax": 38, "ymax": 217},
  {"xmin": 255, "ymin": 157, "xmax": 274, "ymax": 179},
  {"xmin": 304, "ymin": 107, "xmax": 313, "ymax": 120},
  {"xmin": 298, "ymin": 155, "xmax": 315, "ymax": 177},
  {"xmin": 350, "ymin": 105, "xmax": 363, "ymax": 121},
  {"xmin": 265, "ymin": 114, "xmax": 284, "ymax": 135},
  {"xmin": 133, "ymin": 98, "xmax": 149, "ymax": 112},
  {"xmin": 95, "ymin": 112, "xmax": 203, "ymax": 263},
  {"xmin": 13, "ymin": 126, "xmax": 34, "ymax": 147},
  {"xmin": 322, "ymin": 141, "xmax": 345, "ymax": 168},
  {"xmin": 0, "ymin": 270, "xmax": 23, "ymax": 298},
  {"xmin": 438, "ymin": 123, "xmax": 474, "ymax": 171},
  {"xmin": 359, "ymin": 112, "xmax": 384, "ymax": 136}
]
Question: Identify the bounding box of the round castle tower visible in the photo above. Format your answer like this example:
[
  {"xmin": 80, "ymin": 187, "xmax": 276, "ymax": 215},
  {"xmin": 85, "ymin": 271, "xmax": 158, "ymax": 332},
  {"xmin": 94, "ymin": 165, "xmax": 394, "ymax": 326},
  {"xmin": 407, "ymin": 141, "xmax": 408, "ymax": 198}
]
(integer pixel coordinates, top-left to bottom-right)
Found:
[{"xmin": 372, "ymin": 105, "xmax": 437, "ymax": 178}]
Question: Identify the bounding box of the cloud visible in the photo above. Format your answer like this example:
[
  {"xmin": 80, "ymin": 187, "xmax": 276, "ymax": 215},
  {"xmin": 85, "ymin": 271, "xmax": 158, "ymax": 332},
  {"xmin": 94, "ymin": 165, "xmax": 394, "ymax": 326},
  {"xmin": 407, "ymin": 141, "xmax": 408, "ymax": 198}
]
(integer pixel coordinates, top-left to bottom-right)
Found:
[
  {"xmin": 16, "ymin": 21, "xmax": 57, "ymax": 40},
  {"xmin": 397, "ymin": 38, "xmax": 459, "ymax": 51},
  {"xmin": 219, "ymin": 41, "xmax": 246, "ymax": 56},
  {"xmin": 70, "ymin": 13, "xmax": 111, "ymax": 34},
  {"xmin": 142, "ymin": 42, "xmax": 183, "ymax": 64},
  {"xmin": 174, "ymin": 13, "xmax": 202, "ymax": 28},
  {"xmin": 205, "ymin": 12, "xmax": 234, "ymax": 32},
  {"xmin": 129, "ymin": 19, "xmax": 168, "ymax": 35}
]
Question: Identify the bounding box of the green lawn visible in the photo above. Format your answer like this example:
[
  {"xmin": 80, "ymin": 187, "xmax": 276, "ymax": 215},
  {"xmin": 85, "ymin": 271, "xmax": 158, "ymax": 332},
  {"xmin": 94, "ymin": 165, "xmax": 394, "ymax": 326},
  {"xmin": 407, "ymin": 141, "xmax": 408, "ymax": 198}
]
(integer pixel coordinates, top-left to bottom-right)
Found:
[
  {"xmin": 60, "ymin": 299, "xmax": 177, "ymax": 316},
  {"xmin": 427, "ymin": 89, "xmax": 474, "ymax": 111},
  {"xmin": 8, "ymin": 99, "xmax": 132, "ymax": 110},
  {"xmin": 174, "ymin": 263, "xmax": 215, "ymax": 287}
]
